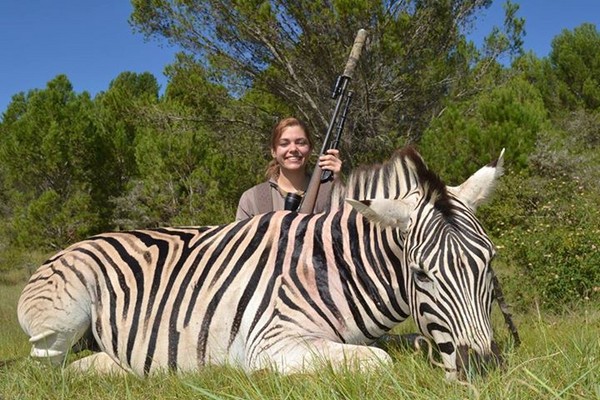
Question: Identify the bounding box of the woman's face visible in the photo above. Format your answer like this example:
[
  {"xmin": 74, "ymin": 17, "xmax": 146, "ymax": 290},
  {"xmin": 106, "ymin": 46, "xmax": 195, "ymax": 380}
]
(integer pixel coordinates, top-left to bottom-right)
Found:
[{"xmin": 271, "ymin": 125, "xmax": 312, "ymax": 173}]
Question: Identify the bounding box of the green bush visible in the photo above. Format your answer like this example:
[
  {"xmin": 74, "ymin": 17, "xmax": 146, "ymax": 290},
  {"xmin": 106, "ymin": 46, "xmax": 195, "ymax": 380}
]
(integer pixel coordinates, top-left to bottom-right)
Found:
[
  {"xmin": 482, "ymin": 152, "xmax": 600, "ymax": 311},
  {"xmin": 550, "ymin": 23, "xmax": 600, "ymax": 111},
  {"xmin": 12, "ymin": 189, "xmax": 100, "ymax": 250},
  {"xmin": 518, "ymin": 226, "xmax": 599, "ymax": 309},
  {"xmin": 419, "ymin": 76, "xmax": 548, "ymax": 183}
]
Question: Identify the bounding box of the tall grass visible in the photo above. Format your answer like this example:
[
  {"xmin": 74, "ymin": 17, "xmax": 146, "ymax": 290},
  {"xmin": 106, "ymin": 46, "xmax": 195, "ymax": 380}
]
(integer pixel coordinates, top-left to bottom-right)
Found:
[{"xmin": 1, "ymin": 283, "xmax": 598, "ymax": 399}]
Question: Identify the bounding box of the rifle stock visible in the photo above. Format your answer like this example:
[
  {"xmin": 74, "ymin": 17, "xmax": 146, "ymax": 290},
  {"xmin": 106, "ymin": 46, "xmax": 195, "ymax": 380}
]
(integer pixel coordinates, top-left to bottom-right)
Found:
[
  {"xmin": 298, "ymin": 29, "xmax": 367, "ymax": 214},
  {"xmin": 299, "ymin": 164, "xmax": 325, "ymax": 214}
]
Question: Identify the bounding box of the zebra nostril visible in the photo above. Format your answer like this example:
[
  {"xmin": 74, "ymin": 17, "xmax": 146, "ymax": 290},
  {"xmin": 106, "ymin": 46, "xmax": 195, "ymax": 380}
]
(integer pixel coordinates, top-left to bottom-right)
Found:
[{"xmin": 456, "ymin": 343, "xmax": 502, "ymax": 379}]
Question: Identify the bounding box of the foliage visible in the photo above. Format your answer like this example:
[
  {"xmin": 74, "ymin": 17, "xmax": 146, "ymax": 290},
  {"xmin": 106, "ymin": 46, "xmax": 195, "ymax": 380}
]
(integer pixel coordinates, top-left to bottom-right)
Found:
[
  {"xmin": 111, "ymin": 123, "xmax": 248, "ymax": 228},
  {"xmin": 0, "ymin": 76, "xmax": 112, "ymax": 244},
  {"xmin": 129, "ymin": 0, "xmax": 525, "ymax": 164},
  {"xmin": 549, "ymin": 23, "xmax": 600, "ymax": 110},
  {"xmin": 519, "ymin": 23, "xmax": 600, "ymax": 114},
  {"xmin": 94, "ymin": 70, "xmax": 161, "ymax": 194},
  {"xmin": 418, "ymin": 74, "xmax": 548, "ymax": 182},
  {"xmin": 13, "ymin": 189, "xmax": 100, "ymax": 249},
  {"xmin": 515, "ymin": 53, "xmax": 563, "ymax": 116},
  {"xmin": 485, "ymin": 173, "xmax": 600, "ymax": 311},
  {"xmin": 480, "ymin": 109, "xmax": 600, "ymax": 311},
  {"xmin": 515, "ymin": 225, "xmax": 599, "ymax": 310},
  {"xmin": 164, "ymin": 53, "xmax": 231, "ymax": 116},
  {"xmin": 106, "ymin": 71, "xmax": 267, "ymax": 227},
  {"xmin": 482, "ymin": 0, "xmax": 525, "ymax": 62}
]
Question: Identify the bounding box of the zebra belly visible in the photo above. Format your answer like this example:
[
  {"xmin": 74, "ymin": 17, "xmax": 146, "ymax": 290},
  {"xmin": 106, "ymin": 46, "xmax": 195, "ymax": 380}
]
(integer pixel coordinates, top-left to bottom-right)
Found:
[{"xmin": 90, "ymin": 271, "xmax": 269, "ymax": 375}]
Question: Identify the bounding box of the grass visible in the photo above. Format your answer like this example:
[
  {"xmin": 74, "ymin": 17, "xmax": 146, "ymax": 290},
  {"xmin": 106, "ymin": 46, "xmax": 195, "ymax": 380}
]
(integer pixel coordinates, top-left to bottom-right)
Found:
[{"xmin": 1, "ymin": 283, "xmax": 599, "ymax": 400}]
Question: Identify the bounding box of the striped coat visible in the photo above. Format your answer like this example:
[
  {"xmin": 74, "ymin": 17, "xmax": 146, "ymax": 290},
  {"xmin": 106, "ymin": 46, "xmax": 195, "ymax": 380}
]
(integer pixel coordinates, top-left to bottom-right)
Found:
[{"xmin": 18, "ymin": 147, "xmax": 504, "ymax": 378}]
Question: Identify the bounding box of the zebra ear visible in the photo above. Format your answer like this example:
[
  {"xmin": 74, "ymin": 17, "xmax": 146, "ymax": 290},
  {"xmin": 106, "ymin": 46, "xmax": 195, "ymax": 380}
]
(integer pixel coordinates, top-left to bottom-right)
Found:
[
  {"xmin": 346, "ymin": 198, "xmax": 413, "ymax": 230},
  {"xmin": 448, "ymin": 149, "xmax": 505, "ymax": 211}
]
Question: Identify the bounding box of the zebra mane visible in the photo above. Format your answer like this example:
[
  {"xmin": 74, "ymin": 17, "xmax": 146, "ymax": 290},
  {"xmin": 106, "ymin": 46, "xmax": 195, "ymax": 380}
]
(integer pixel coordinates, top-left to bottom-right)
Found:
[
  {"xmin": 401, "ymin": 147, "xmax": 455, "ymax": 219},
  {"xmin": 331, "ymin": 146, "xmax": 455, "ymax": 218}
]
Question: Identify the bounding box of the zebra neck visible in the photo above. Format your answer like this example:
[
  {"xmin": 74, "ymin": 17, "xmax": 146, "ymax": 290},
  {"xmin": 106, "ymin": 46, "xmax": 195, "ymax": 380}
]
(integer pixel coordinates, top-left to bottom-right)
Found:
[{"xmin": 327, "ymin": 209, "xmax": 411, "ymax": 325}]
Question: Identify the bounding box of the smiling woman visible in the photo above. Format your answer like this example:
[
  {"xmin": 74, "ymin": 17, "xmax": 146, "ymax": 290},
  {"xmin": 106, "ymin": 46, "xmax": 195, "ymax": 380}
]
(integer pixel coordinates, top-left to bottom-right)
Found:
[{"xmin": 235, "ymin": 117, "xmax": 342, "ymax": 220}]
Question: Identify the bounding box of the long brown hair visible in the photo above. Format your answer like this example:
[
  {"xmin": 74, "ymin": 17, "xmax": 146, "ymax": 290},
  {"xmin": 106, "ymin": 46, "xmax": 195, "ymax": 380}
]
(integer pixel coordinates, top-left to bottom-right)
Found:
[{"xmin": 265, "ymin": 117, "xmax": 314, "ymax": 179}]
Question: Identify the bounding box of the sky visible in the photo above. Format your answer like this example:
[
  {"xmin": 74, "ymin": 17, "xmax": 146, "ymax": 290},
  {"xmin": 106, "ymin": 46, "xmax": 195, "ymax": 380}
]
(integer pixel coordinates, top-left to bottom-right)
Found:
[{"xmin": 1, "ymin": 1, "xmax": 599, "ymax": 114}]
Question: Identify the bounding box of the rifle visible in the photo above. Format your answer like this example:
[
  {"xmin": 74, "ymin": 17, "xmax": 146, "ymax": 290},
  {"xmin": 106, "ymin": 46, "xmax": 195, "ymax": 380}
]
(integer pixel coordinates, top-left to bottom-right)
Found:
[{"xmin": 290, "ymin": 29, "xmax": 367, "ymax": 214}]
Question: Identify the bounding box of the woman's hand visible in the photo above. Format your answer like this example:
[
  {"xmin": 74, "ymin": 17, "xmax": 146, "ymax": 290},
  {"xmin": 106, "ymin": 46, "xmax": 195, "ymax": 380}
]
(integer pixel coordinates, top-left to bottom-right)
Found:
[{"xmin": 318, "ymin": 149, "xmax": 342, "ymax": 180}]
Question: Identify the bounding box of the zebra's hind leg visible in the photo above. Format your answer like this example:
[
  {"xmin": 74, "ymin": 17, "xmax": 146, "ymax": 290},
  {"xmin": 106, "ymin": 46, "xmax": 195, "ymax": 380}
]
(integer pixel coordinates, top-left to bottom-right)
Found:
[
  {"xmin": 259, "ymin": 339, "xmax": 393, "ymax": 374},
  {"xmin": 68, "ymin": 352, "xmax": 127, "ymax": 375},
  {"xmin": 18, "ymin": 259, "xmax": 93, "ymax": 368},
  {"xmin": 21, "ymin": 299, "xmax": 93, "ymax": 367},
  {"xmin": 28, "ymin": 327, "xmax": 86, "ymax": 366}
]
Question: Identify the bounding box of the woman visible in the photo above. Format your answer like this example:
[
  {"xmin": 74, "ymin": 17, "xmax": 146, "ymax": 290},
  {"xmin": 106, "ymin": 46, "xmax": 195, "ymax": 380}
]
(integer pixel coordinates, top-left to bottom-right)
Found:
[{"xmin": 236, "ymin": 117, "xmax": 342, "ymax": 220}]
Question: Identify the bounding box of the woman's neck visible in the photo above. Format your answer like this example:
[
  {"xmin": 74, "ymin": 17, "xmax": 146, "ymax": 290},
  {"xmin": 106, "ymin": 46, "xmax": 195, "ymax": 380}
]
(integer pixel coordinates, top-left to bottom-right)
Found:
[{"xmin": 277, "ymin": 169, "xmax": 308, "ymax": 194}]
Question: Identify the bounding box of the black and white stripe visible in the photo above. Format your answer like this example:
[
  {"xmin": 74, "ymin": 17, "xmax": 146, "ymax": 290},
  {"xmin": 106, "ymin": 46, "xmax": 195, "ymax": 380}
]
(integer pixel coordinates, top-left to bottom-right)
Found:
[{"xmin": 18, "ymin": 147, "xmax": 504, "ymax": 378}]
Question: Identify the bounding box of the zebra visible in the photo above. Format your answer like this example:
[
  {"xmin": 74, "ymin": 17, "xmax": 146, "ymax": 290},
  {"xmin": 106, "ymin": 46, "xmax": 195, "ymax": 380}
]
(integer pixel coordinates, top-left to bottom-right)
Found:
[{"xmin": 17, "ymin": 146, "xmax": 505, "ymax": 379}]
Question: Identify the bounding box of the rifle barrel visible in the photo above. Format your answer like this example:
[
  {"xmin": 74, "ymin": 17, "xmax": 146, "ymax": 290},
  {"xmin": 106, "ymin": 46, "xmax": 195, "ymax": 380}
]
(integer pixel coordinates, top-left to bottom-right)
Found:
[{"xmin": 298, "ymin": 29, "xmax": 368, "ymax": 214}]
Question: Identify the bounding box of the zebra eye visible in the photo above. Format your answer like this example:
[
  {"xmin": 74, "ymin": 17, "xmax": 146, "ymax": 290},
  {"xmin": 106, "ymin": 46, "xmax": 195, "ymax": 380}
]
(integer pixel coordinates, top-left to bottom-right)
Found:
[{"xmin": 412, "ymin": 267, "xmax": 432, "ymax": 283}]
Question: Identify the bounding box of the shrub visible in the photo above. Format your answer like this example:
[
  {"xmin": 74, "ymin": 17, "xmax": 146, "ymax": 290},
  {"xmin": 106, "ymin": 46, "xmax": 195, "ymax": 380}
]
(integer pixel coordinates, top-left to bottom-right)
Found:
[
  {"xmin": 12, "ymin": 189, "xmax": 100, "ymax": 250},
  {"xmin": 482, "ymin": 155, "xmax": 600, "ymax": 311},
  {"xmin": 419, "ymin": 76, "xmax": 548, "ymax": 183}
]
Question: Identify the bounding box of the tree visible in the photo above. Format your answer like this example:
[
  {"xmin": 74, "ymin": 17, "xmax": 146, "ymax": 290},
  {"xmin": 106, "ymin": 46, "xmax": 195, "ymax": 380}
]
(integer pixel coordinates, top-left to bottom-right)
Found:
[
  {"xmin": 94, "ymin": 71, "xmax": 161, "ymax": 197},
  {"xmin": 89, "ymin": 62, "xmax": 273, "ymax": 226},
  {"xmin": 418, "ymin": 75, "xmax": 548, "ymax": 181},
  {"xmin": 549, "ymin": 23, "xmax": 600, "ymax": 111},
  {"xmin": 0, "ymin": 76, "xmax": 93, "ymax": 198},
  {"xmin": 111, "ymin": 113, "xmax": 257, "ymax": 228},
  {"xmin": 130, "ymin": 0, "xmax": 523, "ymax": 165},
  {"xmin": 0, "ymin": 76, "xmax": 106, "ymax": 247}
]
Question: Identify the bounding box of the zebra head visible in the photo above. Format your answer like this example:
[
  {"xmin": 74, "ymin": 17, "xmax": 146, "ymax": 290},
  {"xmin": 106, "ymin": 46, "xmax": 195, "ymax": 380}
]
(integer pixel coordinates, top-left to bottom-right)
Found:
[{"xmin": 346, "ymin": 148, "xmax": 505, "ymax": 380}]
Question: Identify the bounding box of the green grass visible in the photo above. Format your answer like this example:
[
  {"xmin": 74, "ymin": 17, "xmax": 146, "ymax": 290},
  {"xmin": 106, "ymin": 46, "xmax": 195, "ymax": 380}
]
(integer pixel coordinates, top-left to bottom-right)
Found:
[{"xmin": 1, "ymin": 283, "xmax": 599, "ymax": 400}]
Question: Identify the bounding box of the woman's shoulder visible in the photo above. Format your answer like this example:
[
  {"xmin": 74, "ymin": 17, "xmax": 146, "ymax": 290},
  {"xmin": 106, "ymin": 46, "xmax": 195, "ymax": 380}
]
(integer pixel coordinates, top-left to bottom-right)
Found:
[
  {"xmin": 241, "ymin": 181, "xmax": 273, "ymax": 198},
  {"xmin": 236, "ymin": 180, "xmax": 276, "ymax": 220},
  {"xmin": 239, "ymin": 180, "xmax": 277, "ymax": 208}
]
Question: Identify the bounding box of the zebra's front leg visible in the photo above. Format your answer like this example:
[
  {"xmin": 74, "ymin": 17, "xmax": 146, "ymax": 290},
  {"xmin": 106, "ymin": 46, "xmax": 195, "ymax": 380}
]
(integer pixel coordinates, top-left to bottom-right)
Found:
[
  {"xmin": 68, "ymin": 352, "xmax": 128, "ymax": 375},
  {"xmin": 253, "ymin": 338, "xmax": 393, "ymax": 374}
]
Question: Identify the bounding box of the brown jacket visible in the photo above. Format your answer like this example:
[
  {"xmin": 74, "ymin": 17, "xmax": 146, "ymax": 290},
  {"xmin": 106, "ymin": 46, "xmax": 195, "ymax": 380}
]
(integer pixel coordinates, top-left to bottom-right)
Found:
[{"xmin": 235, "ymin": 178, "xmax": 334, "ymax": 220}]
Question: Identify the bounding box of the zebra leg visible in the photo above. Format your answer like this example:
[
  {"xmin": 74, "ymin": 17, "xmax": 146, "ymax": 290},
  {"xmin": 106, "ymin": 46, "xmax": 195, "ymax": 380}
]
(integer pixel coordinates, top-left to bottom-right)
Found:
[
  {"xmin": 18, "ymin": 261, "xmax": 93, "ymax": 367},
  {"xmin": 27, "ymin": 324, "xmax": 89, "ymax": 366},
  {"xmin": 21, "ymin": 297, "xmax": 92, "ymax": 367},
  {"xmin": 255, "ymin": 338, "xmax": 393, "ymax": 374},
  {"xmin": 311, "ymin": 340, "xmax": 393, "ymax": 372},
  {"xmin": 68, "ymin": 352, "xmax": 127, "ymax": 375}
]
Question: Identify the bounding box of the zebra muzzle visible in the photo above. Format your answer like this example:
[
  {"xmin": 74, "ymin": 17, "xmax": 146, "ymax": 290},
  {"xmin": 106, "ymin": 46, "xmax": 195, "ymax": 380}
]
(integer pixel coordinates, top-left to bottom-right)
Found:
[{"xmin": 455, "ymin": 341, "xmax": 503, "ymax": 379}]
